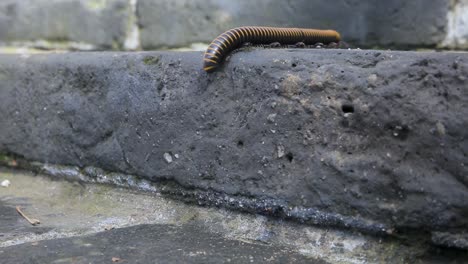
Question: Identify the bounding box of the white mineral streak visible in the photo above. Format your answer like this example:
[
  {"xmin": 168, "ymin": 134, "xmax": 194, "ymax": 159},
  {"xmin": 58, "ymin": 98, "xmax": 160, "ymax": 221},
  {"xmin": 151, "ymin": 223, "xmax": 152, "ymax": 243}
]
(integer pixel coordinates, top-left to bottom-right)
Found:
[
  {"xmin": 443, "ymin": 0, "xmax": 468, "ymax": 49},
  {"xmin": 124, "ymin": 0, "xmax": 140, "ymax": 50}
]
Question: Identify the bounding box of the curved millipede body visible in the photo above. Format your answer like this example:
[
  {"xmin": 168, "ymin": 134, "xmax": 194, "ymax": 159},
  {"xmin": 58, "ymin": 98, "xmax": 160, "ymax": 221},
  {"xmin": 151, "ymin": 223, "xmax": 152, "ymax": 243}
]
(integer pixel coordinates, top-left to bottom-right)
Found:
[{"xmin": 203, "ymin": 26, "xmax": 341, "ymax": 73}]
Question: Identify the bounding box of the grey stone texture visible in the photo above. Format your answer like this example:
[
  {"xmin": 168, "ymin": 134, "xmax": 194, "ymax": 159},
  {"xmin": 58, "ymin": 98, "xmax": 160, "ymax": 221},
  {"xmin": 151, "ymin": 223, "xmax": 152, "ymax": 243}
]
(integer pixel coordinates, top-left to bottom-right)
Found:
[
  {"xmin": 366, "ymin": 0, "xmax": 448, "ymax": 47},
  {"xmin": 0, "ymin": 0, "xmax": 131, "ymax": 49},
  {"xmin": 5, "ymin": 169, "xmax": 451, "ymax": 263},
  {"xmin": 138, "ymin": 0, "xmax": 450, "ymax": 49},
  {"xmin": 0, "ymin": 223, "xmax": 323, "ymax": 264},
  {"xmin": 0, "ymin": 49, "xmax": 467, "ymax": 246},
  {"xmin": 0, "ymin": 0, "xmax": 465, "ymax": 50}
]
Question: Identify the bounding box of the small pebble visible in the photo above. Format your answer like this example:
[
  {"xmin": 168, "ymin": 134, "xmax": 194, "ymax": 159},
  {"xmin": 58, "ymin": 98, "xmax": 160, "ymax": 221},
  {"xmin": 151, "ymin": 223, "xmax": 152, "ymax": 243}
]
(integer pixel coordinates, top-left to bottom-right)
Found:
[
  {"xmin": 436, "ymin": 121, "xmax": 446, "ymax": 136},
  {"xmin": 277, "ymin": 145, "xmax": 285, "ymax": 158},
  {"xmin": 1, "ymin": 179, "xmax": 11, "ymax": 187},
  {"xmin": 163, "ymin": 153, "xmax": 173, "ymax": 163},
  {"xmin": 267, "ymin": 113, "xmax": 277, "ymax": 123}
]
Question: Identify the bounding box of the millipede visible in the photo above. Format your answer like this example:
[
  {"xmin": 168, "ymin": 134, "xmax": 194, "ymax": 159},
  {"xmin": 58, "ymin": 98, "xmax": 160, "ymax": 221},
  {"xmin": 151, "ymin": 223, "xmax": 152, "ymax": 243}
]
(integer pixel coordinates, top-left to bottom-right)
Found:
[{"xmin": 203, "ymin": 26, "xmax": 341, "ymax": 73}]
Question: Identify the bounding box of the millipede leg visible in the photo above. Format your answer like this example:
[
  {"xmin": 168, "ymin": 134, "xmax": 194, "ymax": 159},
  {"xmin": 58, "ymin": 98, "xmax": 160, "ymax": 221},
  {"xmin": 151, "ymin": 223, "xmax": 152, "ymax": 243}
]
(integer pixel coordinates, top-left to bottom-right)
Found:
[
  {"xmin": 241, "ymin": 42, "xmax": 253, "ymax": 48},
  {"xmin": 294, "ymin": 42, "xmax": 306, "ymax": 48},
  {"xmin": 314, "ymin": 42, "xmax": 324, "ymax": 48},
  {"xmin": 327, "ymin": 42, "xmax": 338, "ymax": 48},
  {"xmin": 268, "ymin": 42, "xmax": 282, "ymax": 48}
]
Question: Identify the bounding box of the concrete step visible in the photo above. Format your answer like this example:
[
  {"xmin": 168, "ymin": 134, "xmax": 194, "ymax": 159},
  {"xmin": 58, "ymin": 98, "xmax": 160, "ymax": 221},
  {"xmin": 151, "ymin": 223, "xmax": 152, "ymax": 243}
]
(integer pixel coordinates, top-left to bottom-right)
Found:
[{"xmin": 0, "ymin": 48, "xmax": 467, "ymax": 251}]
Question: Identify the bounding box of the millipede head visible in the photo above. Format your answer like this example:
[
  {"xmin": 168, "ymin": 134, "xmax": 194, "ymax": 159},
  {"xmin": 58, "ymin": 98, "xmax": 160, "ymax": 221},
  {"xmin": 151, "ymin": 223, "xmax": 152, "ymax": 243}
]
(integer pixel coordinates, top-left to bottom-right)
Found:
[
  {"xmin": 333, "ymin": 31, "xmax": 342, "ymax": 42},
  {"xmin": 203, "ymin": 51, "xmax": 219, "ymax": 72},
  {"xmin": 203, "ymin": 57, "xmax": 219, "ymax": 73}
]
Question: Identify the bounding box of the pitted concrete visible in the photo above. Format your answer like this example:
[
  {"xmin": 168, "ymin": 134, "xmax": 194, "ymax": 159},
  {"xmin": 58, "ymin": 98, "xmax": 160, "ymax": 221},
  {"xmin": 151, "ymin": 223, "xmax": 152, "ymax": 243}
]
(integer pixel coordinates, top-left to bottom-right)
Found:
[{"xmin": 0, "ymin": 49, "xmax": 467, "ymax": 249}]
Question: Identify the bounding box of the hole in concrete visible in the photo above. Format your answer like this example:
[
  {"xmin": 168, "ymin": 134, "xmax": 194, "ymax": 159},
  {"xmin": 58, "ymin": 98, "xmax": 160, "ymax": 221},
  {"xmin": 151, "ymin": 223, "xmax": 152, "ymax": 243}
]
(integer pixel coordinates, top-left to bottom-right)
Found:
[
  {"xmin": 237, "ymin": 140, "xmax": 244, "ymax": 147},
  {"xmin": 341, "ymin": 104, "xmax": 354, "ymax": 113},
  {"xmin": 285, "ymin": 152, "xmax": 294, "ymax": 162},
  {"xmin": 292, "ymin": 63, "xmax": 297, "ymax": 68}
]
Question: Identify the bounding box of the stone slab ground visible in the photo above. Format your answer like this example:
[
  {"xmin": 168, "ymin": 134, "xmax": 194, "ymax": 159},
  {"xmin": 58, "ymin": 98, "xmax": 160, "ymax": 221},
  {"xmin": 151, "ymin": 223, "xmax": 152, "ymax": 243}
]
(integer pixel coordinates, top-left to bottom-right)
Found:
[
  {"xmin": 0, "ymin": 48, "xmax": 467, "ymax": 255},
  {"xmin": 1, "ymin": 169, "xmax": 467, "ymax": 263},
  {"xmin": 0, "ymin": 169, "xmax": 324, "ymax": 263}
]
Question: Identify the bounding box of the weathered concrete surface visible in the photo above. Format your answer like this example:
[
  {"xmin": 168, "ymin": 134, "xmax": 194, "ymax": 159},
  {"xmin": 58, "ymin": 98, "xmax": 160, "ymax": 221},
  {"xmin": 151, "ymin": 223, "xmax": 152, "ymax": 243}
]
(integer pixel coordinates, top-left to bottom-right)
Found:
[
  {"xmin": 366, "ymin": 0, "xmax": 448, "ymax": 47},
  {"xmin": 0, "ymin": 224, "xmax": 324, "ymax": 264},
  {"xmin": 0, "ymin": 49, "xmax": 467, "ymax": 247},
  {"xmin": 4, "ymin": 169, "xmax": 450, "ymax": 264},
  {"xmin": 137, "ymin": 0, "xmax": 450, "ymax": 49},
  {"xmin": 0, "ymin": 0, "xmax": 131, "ymax": 49}
]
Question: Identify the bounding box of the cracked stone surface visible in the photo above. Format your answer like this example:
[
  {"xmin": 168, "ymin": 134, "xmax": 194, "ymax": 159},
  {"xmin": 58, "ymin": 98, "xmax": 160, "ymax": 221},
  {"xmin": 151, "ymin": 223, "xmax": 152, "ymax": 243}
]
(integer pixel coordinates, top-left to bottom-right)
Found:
[{"xmin": 0, "ymin": 49, "xmax": 467, "ymax": 249}]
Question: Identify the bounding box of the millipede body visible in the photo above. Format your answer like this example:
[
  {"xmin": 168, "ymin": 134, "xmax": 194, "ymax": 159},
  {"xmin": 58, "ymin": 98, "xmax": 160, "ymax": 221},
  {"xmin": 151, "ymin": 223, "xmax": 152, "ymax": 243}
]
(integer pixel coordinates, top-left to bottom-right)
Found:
[{"xmin": 203, "ymin": 26, "xmax": 341, "ymax": 73}]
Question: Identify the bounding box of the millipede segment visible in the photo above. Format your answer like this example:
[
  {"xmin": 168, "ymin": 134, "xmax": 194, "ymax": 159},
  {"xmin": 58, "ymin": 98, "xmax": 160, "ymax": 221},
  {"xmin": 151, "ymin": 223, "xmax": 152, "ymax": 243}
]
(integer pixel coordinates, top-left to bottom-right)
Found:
[{"xmin": 203, "ymin": 26, "xmax": 341, "ymax": 72}]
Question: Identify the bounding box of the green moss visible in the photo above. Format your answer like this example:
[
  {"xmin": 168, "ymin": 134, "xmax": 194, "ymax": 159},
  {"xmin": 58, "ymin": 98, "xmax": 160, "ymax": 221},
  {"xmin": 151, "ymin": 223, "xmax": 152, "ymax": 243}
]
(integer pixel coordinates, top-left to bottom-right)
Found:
[
  {"xmin": 178, "ymin": 211, "xmax": 199, "ymax": 224},
  {"xmin": 46, "ymin": 180, "xmax": 120, "ymax": 216},
  {"xmin": 143, "ymin": 55, "xmax": 160, "ymax": 65},
  {"xmin": 0, "ymin": 154, "xmax": 8, "ymax": 162},
  {"xmin": 0, "ymin": 153, "xmax": 14, "ymax": 165},
  {"xmin": 85, "ymin": 0, "xmax": 108, "ymax": 11},
  {"xmin": 0, "ymin": 47, "xmax": 22, "ymax": 54},
  {"xmin": 0, "ymin": 47, "xmax": 47, "ymax": 54}
]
